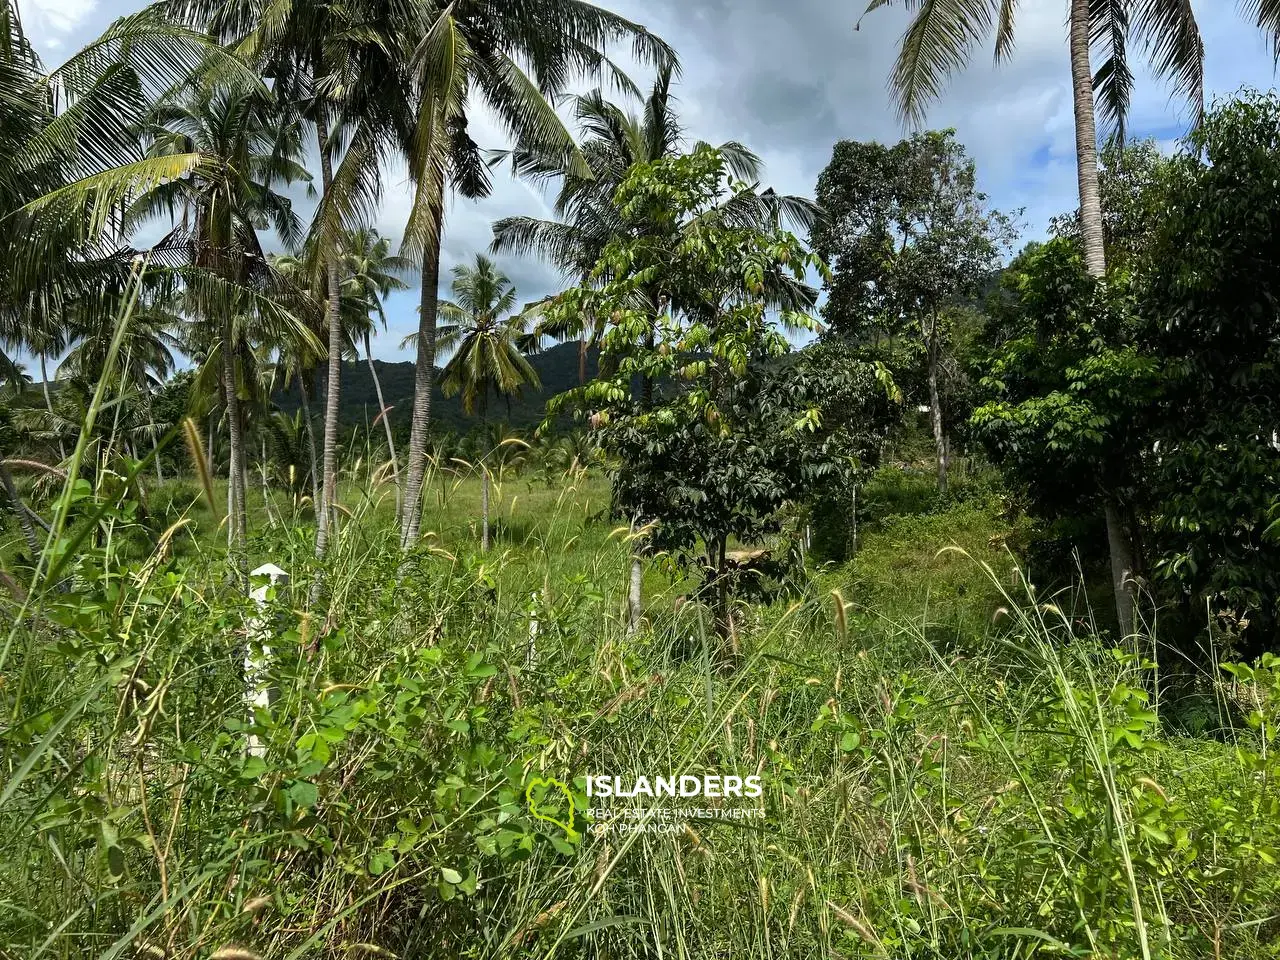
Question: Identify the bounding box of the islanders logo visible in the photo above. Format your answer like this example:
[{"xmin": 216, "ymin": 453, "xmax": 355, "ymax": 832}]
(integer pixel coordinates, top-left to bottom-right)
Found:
[{"xmin": 525, "ymin": 776, "xmax": 580, "ymax": 840}]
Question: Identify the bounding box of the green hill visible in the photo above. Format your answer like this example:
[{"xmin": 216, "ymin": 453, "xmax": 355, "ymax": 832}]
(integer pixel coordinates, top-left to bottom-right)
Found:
[{"xmin": 276, "ymin": 340, "xmax": 597, "ymax": 433}]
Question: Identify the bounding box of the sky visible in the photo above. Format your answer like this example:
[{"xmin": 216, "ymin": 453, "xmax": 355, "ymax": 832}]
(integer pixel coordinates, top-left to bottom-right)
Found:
[{"xmin": 18, "ymin": 0, "xmax": 1280, "ymax": 367}]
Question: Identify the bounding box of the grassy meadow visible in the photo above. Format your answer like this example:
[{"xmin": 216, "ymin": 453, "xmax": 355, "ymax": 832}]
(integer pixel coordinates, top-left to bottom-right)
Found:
[{"xmin": 2, "ymin": 458, "xmax": 1277, "ymax": 959}]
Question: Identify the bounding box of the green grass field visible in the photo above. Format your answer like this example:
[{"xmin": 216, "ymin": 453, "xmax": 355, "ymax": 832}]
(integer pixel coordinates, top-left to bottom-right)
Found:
[{"xmin": 2, "ymin": 463, "xmax": 1277, "ymax": 959}]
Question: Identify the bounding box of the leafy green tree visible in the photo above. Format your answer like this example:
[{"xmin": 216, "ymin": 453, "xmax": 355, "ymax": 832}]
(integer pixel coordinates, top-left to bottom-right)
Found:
[
  {"xmin": 863, "ymin": 0, "xmax": 1207, "ymax": 641},
  {"xmin": 395, "ymin": 1, "xmax": 676, "ymax": 551},
  {"xmin": 812, "ymin": 130, "xmax": 1013, "ymax": 494},
  {"xmin": 1049, "ymin": 136, "xmax": 1172, "ymax": 271},
  {"xmin": 492, "ymin": 66, "xmax": 813, "ymax": 384},
  {"xmin": 547, "ymin": 145, "xmax": 839, "ymax": 638},
  {"xmin": 972, "ymin": 241, "xmax": 1159, "ymax": 636},
  {"xmin": 433, "ymin": 254, "xmax": 540, "ymax": 551},
  {"xmin": 788, "ymin": 335, "xmax": 904, "ymax": 561},
  {"xmin": 1135, "ymin": 91, "xmax": 1280, "ymax": 650}
]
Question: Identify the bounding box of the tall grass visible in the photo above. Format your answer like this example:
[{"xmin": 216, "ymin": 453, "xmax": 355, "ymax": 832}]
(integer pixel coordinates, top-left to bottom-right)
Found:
[{"xmin": 1, "ymin": 310, "xmax": 1277, "ymax": 958}]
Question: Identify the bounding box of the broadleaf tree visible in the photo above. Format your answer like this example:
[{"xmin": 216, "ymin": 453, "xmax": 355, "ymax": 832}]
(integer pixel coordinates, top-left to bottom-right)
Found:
[
  {"xmin": 862, "ymin": 0, "xmax": 1206, "ymax": 642},
  {"xmin": 812, "ymin": 130, "xmax": 1014, "ymax": 494},
  {"xmin": 546, "ymin": 145, "xmax": 846, "ymax": 640}
]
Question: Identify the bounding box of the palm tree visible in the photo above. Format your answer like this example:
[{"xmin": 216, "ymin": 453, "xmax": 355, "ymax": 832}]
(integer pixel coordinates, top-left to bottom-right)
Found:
[
  {"xmin": 493, "ymin": 67, "xmax": 817, "ymax": 383},
  {"xmin": 180, "ymin": 0, "xmax": 411, "ymax": 565},
  {"xmin": 863, "ymin": 0, "xmax": 1203, "ymax": 278},
  {"xmin": 59, "ymin": 289, "xmax": 180, "ymax": 473},
  {"xmin": 395, "ymin": 1, "xmax": 678, "ymax": 551},
  {"xmin": 0, "ymin": 4, "xmax": 250, "ymax": 559},
  {"xmin": 433, "ymin": 254, "xmax": 540, "ymax": 551},
  {"xmin": 266, "ymin": 252, "xmax": 325, "ymax": 512},
  {"xmin": 862, "ymin": 0, "xmax": 1205, "ymax": 642},
  {"xmin": 135, "ymin": 81, "xmax": 311, "ymax": 557},
  {"xmin": 339, "ymin": 227, "xmax": 411, "ymax": 507}
]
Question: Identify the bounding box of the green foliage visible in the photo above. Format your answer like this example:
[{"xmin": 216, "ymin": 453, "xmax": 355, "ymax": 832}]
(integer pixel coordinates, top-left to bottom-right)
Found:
[
  {"xmin": 1050, "ymin": 137, "xmax": 1173, "ymax": 270},
  {"xmin": 812, "ymin": 130, "xmax": 1015, "ymax": 490},
  {"xmin": 971, "ymin": 238, "xmax": 1160, "ymax": 519},
  {"xmin": 547, "ymin": 147, "xmax": 836, "ymax": 587},
  {"xmin": 4, "ymin": 461, "xmax": 1280, "ymax": 957},
  {"xmin": 1133, "ymin": 91, "xmax": 1280, "ymax": 646},
  {"xmin": 812, "ymin": 130, "xmax": 1013, "ymax": 344}
]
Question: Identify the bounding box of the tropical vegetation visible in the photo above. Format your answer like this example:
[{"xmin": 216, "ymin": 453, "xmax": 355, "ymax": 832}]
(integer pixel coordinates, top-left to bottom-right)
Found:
[{"xmin": 2, "ymin": 0, "xmax": 1280, "ymax": 957}]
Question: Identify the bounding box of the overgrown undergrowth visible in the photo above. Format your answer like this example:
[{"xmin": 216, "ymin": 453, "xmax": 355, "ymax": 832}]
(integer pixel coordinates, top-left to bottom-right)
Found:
[{"xmin": 1, "ymin": 471, "xmax": 1277, "ymax": 959}]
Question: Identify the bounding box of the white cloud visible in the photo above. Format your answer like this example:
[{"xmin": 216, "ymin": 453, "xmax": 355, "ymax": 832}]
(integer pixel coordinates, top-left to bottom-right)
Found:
[
  {"xmin": 22, "ymin": 0, "xmax": 1280, "ymax": 366},
  {"xmin": 21, "ymin": 0, "xmax": 97, "ymax": 51}
]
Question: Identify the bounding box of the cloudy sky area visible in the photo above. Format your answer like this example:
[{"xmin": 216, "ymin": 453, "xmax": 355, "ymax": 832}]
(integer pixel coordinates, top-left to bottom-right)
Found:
[{"xmin": 19, "ymin": 0, "xmax": 1279, "ymax": 366}]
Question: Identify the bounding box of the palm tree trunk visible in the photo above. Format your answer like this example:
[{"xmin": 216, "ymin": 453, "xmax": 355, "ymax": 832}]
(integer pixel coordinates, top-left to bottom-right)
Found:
[
  {"xmin": 145, "ymin": 389, "xmax": 164, "ymax": 484},
  {"xmin": 315, "ymin": 105, "xmax": 344, "ymax": 562},
  {"xmin": 222, "ymin": 321, "xmax": 247, "ymax": 559},
  {"xmin": 925, "ymin": 314, "xmax": 947, "ymax": 495},
  {"xmin": 1070, "ymin": 0, "xmax": 1107, "ymax": 277},
  {"xmin": 240, "ymin": 411, "xmax": 250, "ymax": 526},
  {"xmin": 261, "ymin": 436, "xmax": 272, "ymax": 523},
  {"xmin": 481, "ymin": 462, "xmax": 490, "ymax": 552},
  {"xmin": 39, "ymin": 355, "xmax": 66, "ymax": 461},
  {"xmin": 578, "ymin": 335, "xmax": 588, "ymax": 385},
  {"xmin": 298, "ymin": 374, "xmax": 321, "ymax": 510},
  {"xmin": 400, "ymin": 195, "xmax": 445, "ymax": 549},
  {"xmin": 1070, "ymin": 0, "xmax": 1136, "ymax": 638},
  {"xmin": 0, "ymin": 457, "xmax": 42, "ymax": 558},
  {"xmin": 365, "ymin": 330, "xmax": 400, "ymax": 514}
]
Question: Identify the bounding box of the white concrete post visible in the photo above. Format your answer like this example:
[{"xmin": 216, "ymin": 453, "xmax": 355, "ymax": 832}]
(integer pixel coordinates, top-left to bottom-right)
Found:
[{"xmin": 247, "ymin": 563, "xmax": 289, "ymax": 758}]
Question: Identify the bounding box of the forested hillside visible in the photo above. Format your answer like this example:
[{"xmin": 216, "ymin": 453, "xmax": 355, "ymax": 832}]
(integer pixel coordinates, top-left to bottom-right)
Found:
[{"xmin": 272, "ymin": 341, "xmax": 598, "ymax": 431}]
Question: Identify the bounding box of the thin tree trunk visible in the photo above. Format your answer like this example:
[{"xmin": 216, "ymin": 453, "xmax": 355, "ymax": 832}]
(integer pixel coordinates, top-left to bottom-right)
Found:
[
  {"xmin": 260, "ymin": 436, "xmax": 273, "ymax": 526},
  {"xmin": 1105, "ymin": 500, "xmax": 1136, "ymax": 639},
  {"xmin": 145, "ymin": 390, "xmax": 164, "ymax": 483},
  {"xmin": 0, "ymin": 457, "xmax": 42, "ymax": 557},
  {"xmin": 627, "ymin": 524, "xmax": 643, "ymax": 637},
  {"xmin": 1070, "ymin": 0, "xmax": 1137, "ymax": 637},
  {"xmin": 400, "ymin": 195, "xmax": 445, "ymax": 549},
  {"xmin": 925, "ymin": 315, "xmax": 947, "ymax": 495},
  {"xmin": 578, "ymin": 335, "xmax": 588, "ymax": 386},
  {"xmin": 222, "ymin": 321, "xmax": 247, "ymax": 559},
  {"xmin": 481, "ymin": 462, "xmax": 490, "ymax": 552},
  {"xmin": 1070, "ymin": 0, "xmax": 1107, "ymax": 277},
  {"xmin": 850, "ymin": 482, "xmax": 858, "ymax": 559},
  {"xmin": 314, "ymin": 105, "xmax": 343, "ymax": 562},
  {"xmin": 365, "ymin": 331, "xmax": 400, "ymax": 514},
  {"xmin": 299, "ymin": 375, "xmax": 321, "ymax": 510},
  {"xmin": 713, "ymin": 534, "xmax": 730, "ymax": 642},
  {"xmin": 39, "ymin": 355, "xmax": 66, "ymax": 461}
]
